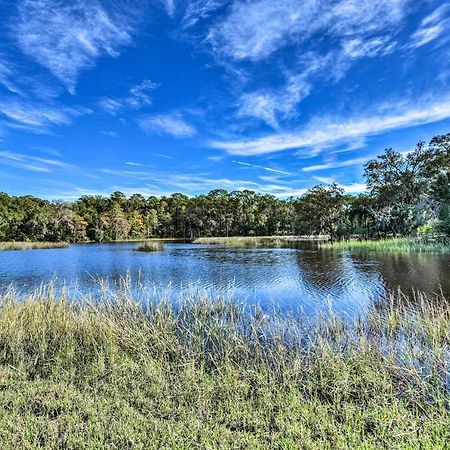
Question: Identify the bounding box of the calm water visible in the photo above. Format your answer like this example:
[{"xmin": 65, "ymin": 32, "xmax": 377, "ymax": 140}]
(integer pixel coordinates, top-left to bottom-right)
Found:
[{"xmin": 0, "ymin": 241, "xmax": 449, "ymax": 317}]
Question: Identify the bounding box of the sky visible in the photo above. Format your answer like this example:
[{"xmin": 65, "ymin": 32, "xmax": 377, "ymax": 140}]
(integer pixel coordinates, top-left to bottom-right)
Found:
[{"xmin": 0, "ymin": 0, "xmax": 449, "ymax": 200}]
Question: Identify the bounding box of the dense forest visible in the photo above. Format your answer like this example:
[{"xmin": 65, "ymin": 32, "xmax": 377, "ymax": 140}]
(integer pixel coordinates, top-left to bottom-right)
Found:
[{"xmin": 1, "ymin": 133, "xmax": 449, "ymax": 243}]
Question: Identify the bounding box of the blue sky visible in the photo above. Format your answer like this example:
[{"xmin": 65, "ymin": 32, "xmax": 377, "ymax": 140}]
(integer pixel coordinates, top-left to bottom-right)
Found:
[{"xmin": 0, "ymin": 0, "xmax": 449, "ymax": 199}]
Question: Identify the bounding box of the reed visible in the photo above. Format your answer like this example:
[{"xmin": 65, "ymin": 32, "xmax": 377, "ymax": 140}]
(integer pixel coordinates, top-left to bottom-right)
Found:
[
  {"xmin": 194, "ymin": 235, "xmax": 327, "ymax": 247},
  {"xmin": 321, "ymin": 237, "xmax": 450, "ymax": 253},
  {"xmin": 0, "ymin": 285, "xmax": 448, "ymax": 448},
  {"xmin": 134, "ymin": 241, "xmax": 165, "ymax": 252},
  {"xmin": 0, "ymin": 241, "xmax": 69, "ymax": 251}
]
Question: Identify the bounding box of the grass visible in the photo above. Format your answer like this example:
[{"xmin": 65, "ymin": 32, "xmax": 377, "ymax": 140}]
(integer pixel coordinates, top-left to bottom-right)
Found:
[
  {"xmin": 0, "ymin": 286, "xmax": 448, "ymax": 448},
  {"xmin": 134, "ymin": 241, "xmax": 165, "ymax": 252},
  {"xmin": 0, "ymin": 242, "xmax": 69, "ymax": 251},
  {"xmin": 194, "ymin": 235, "xmax": 328, "ymax": 247},
  {"xmin": 321, "ymin": 237, "xmax": 450, "ymax": 253}
]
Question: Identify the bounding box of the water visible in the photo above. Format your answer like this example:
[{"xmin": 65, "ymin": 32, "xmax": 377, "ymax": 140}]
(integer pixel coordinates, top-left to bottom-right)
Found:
[{"xmin": 0, "ymin": 241, "xmax": 449, "ymax": 317}]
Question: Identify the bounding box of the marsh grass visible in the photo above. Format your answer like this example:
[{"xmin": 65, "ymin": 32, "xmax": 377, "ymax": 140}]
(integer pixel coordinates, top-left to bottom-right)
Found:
[
  {"xmin": 321, "ymin": 238, "xmax": 450, "ymax": 253},
  {"xmin": 0, "ymin": 242, "xmax": 69, "ymax": 251},
  {"xmin": 194, "ymin": 235, "xmax": 327, "ymax": 247},
  {"xmin": 0, "ymin": 285, "xmax": 449, "ymax": 448},
  {"xmin": 134, "ymin": 241, "xmax": 165, "ymax": 252}
]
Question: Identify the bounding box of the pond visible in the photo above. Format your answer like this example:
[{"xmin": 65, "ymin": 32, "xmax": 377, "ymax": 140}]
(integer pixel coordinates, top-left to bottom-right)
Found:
[{"xmin": 0, "ymin": 241, "xmax": 449, "ymax": 317}]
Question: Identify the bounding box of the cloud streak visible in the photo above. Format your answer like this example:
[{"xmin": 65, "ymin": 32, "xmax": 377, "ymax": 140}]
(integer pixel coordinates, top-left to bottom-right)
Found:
[
  {"xmin": 0, "ymin": 150, "xmax": 76, "ymax": 173},
  {"xmin": 139, "ymin": 113, "xmax": 196, "ymax": 138},
  {"xmin": 232, "ymin": 160, "xmax": 294, "ymax": 175},
  {"xmin": 409, "ymin": 4, "xmax": 450, "ymax": 48},
  {"xmin": 210, "ymin": 95, "xmax": 450, "ymax": 156},
  {"xmin": 0, "ymin": 98, "xmax": 89, "ymax": 133}
]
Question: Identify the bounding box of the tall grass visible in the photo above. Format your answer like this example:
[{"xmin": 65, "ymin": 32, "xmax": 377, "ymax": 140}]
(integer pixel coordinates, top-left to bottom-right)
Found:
[
  {"xmin": 0, "ymin": 286, "xmax": 449, "ymax": 448},
  {"xmin": 0, "ymin": 241, "xmax": 69, "ymax": 251},
  {"xmin": 321, "ymin": 237, "xmax": 450, "ymax": 253},
  {"xmin": 134, "ymin": 241, "xmax": 165, "ymax": 252},
  {"xmin": 194, "ymin": 235, "xmax": 328, "ymax": 247}
]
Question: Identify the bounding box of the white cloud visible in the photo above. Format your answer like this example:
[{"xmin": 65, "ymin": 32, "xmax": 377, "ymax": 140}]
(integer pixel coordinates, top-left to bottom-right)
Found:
[
  {"xmin": 16, "ymin": 0, "xmax": 132, "ymax": 93},
  {"xmin": 340, "ymin": 183, "xmax": 367, "ymax": 193},
  {"xmin": 409, "ymin": 4, "xmax": 450, "ymax": 49},
  {"xmin": 210, "ymin": 95, "xmax": 450, "ymax": 156},
  {"xmin": 341, "ymin": 36, "xmax": 396, "ymax": 59},
  {"xmin": 313, "ymin": 175, "xmax": 335, "ymax": 184},
  {"xmin": 161, "ymin": 0, "xmax": 176, "ymax": 17},
  {"xmin": 237, "ymin": 74, "xmax": 311, "ymax": 128},
  {"xmin": 0, "ymin": 98, "xmax": 88, "ymax": 132},
  {"xmin": 303, "ymin": 156, "xmax": 370, "ymax": 172},
  {"xmin": 0, "ymin": 150, "xmax": 76, "ymax": 173},
  {"xmin": 209, "ymin": 0, "xmax": 407, "ymax": 62},
  {"xmin": 100, "ymin": 79, "xmax": 158, "ymax": 114},
  {"xmin": 139, "ymin": 113, "xmax": 196, "ymax": 138},
  {"xmin": 232, "ymin": 160, "xmax": 294, "ymax": 175},
  {"xmin": 182, "ymin": 0, "xmax": 226, "ymax": 28}
]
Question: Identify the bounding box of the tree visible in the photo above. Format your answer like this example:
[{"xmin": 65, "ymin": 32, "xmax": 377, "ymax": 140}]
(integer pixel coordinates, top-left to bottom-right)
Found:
[{"xmin": 294, "ymin": 184, "xmax": 346, "ymax": 240}]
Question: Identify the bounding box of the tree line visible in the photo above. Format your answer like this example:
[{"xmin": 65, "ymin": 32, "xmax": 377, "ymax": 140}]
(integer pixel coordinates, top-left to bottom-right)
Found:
[{"xmin": 0, "ymin": 133, "xmax": 448, "ymax": 243}]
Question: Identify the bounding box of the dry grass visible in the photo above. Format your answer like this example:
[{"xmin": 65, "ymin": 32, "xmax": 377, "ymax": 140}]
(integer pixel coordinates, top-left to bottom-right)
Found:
[
  {"xmin": 134, "ymin": 241, "xmax": 165, "ymax": 252},
  {"xmin": 321, "ymin": 238, "xmax": 450, "ymax": 253},
  {"xmin": 194, "ymin": 235, "xmax": 328, "ymax": 247},
  {"xmin": 0, "ymin": 285, "xmax": 448, "ymax": 448},
  {"xmin": 0, "ymin": 242, "xmax": 69, "ymax": 251}
]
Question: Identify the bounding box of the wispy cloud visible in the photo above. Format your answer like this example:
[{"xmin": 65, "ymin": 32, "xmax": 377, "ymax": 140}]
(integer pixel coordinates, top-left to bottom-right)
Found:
[
  {"xmin": 237, "ymin": 74, "xmax": 311, "ymax": 128},
  {"xmin": 303, "ymin": 156, "xmax": 370, "ymax": 172},
  {"xmin": 148, "ymin": 152, "xmax": 174, "ymax": 160},
  {"xmin": 139, "ymin": 113, "xmax": 196, "ymax": 138},
  {"xmin": 210, "ymin": 95, "xmax": 450, "ymax": 156},
  {"xmin": 160, "ymin": 0, "xmax": 176, "ymax": 17},
  {"xmin": 409, "ymin": 4, "xmax": 450, "ymax": 49},
  {"xmin": 232, "ymin": 160, "xmax": 294, "ymax": 175},
  {"xmin": 181, "ymin": 0, "xmax": 226, "ymax": 29},
  {"xmin": 0, "ymin": 98, "xmax": 89, "ymax": 133},
  {"xmin": 0, "ymin": 150, "xmax": 76, "ymax": 173},
  {"xmin": 15, "ymin": 0, "xmax": 133, "ymax": 93},
  {"xmin": 208, "ymin": 0, "xmax": 407, "ymax": 62},
  {"xmin": 99, "ymin": 80, "xmax": 158, "ymax": 114}
]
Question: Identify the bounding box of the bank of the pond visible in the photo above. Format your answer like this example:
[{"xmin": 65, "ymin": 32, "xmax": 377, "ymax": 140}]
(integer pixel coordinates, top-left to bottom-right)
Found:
[
  {"xmin": 0, "ymin": 287, "xmax": 448, "ymax": 448},
  {"xmin": 0, "ymin": 241, "xmax": 69, "ymax": 251},
  {"xmin": 321, "ymin": 238, "xmax": 450, "ymax": 253}
]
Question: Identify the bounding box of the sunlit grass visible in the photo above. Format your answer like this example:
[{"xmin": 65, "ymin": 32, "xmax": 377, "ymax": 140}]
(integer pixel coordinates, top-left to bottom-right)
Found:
[
  {"xmin": 0, "ymin": 242, "xmax": 69, "ymax": 251},
  {"xmin": 194, "ymin": 235, "xmax": 327, "ymax": 247},
  {"xmin": 0, "ymin": 285, "xmax": 448, "ymax": 447},
  {"xmin": 321, "ymin": 238, "xmax": 450, "ymax": 253}
]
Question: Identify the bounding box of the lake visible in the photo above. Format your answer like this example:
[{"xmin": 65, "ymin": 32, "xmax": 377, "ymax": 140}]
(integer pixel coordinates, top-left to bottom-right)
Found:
[{"xmin": 1, "ymin": 241, "xmax": 449, "ymax": 317}]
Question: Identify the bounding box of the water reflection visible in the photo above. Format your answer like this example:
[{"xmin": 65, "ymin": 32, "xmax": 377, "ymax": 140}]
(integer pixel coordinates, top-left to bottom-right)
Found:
[{"xmin": 0, "ymin": 241, "xmax": 448, "ymax": 318}]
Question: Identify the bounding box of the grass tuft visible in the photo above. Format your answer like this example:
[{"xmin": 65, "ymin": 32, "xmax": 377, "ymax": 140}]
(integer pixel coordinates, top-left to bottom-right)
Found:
[
  {"xmin": 0, "ymin": 286, "xmax": 448, "ymax": 447},
  {"xmin": 134, "ymin": 241, "xmax": 165, "ymax": 252},
  {"xmin": 0, "ymin": 242, "xmax": 69, "ymax": 251}
]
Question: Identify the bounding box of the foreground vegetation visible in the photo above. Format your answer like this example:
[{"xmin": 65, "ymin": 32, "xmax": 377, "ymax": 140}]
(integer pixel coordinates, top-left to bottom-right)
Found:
[
  {"xmin": 0, "ymin": 287, "xmax": 449, "ymax": 448},
  {"xmin": 0, "ymin": 133, "xmax": 448, "ymax": 243},
  {"xmin": 0, "ymin": 241, "xmax": 68, "ymax": 251},
  {"xmin": 321, "ymin": 238, "xmax": 450, "ymax": 253}
]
